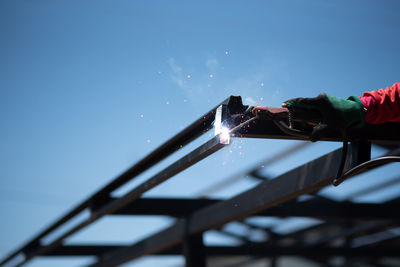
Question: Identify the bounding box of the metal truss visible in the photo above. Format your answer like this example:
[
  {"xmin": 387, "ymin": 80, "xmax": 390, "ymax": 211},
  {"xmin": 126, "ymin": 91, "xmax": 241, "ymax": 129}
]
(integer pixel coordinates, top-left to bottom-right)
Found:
[{"xmin": 1, "ymin": 96, "xmax": 400, "ymax": 267}]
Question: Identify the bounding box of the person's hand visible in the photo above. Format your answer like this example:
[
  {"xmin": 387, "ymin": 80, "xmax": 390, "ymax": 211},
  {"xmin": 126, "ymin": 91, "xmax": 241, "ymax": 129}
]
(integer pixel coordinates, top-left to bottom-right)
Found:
[{"xmin": 283, "ymin": 94, "xmax": 365, "ymax": 141}]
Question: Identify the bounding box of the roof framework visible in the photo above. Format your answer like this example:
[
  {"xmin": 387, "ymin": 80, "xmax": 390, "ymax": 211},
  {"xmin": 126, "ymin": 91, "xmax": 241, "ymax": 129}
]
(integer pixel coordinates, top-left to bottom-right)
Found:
[{"xmin": 1, "ymin": 96, "xmax": 400, "ymax": 267}]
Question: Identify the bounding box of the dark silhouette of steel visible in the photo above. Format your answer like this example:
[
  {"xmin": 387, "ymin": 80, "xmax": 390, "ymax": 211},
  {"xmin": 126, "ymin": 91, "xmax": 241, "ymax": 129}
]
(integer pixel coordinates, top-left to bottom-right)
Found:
[
  {"xmin": 183, "ymin": 230, "xmax": 206, "ymax": 267},
  {"xmin": 108, "ymin": 197, "xmax": 400, "ymax": 221},
  {"xmin": 41, "ymin": 244, "xmax": 400, "ymax": 258},
  {"xmin": 1, "ymin": 95, "xmax": 400, "ymax": 267}
]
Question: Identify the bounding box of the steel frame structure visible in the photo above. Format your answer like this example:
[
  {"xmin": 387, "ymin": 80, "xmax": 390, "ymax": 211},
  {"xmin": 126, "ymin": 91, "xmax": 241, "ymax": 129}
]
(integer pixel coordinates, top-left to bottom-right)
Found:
[{"xmin": 1, "ymin": 96, "xmax": 400, "ymax": 267}]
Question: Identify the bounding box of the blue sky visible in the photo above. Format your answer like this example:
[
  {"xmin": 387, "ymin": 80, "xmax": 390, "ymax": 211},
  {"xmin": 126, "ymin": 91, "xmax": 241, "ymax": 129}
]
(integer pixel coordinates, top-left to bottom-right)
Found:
[{"xmin": 1, "ymin": 1, "xmax": 399, "ymax": 266}]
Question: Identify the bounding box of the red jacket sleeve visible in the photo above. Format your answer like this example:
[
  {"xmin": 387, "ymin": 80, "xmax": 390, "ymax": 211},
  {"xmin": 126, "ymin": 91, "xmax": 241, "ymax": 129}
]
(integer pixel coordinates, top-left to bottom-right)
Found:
[{"xmin": 359, "ymin": 82, "xmax": 400, "ymax": 124}]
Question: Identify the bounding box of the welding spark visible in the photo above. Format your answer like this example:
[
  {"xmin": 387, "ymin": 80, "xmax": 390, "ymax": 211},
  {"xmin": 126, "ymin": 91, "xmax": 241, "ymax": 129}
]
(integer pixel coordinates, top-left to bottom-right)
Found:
[
  {"xmin": 214, "ymin": 105, "xmax": 230, "ymax": 145},
  {"xmin": 219, "ymin": 126, "xmax": 230, "ymax": 145}
]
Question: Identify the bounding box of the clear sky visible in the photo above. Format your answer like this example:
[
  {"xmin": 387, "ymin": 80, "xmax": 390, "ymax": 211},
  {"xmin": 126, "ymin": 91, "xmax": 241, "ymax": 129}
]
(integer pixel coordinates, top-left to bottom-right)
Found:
[{"xmin": 0, "ymin": 1, "xmax": 399, "ymax": 266}]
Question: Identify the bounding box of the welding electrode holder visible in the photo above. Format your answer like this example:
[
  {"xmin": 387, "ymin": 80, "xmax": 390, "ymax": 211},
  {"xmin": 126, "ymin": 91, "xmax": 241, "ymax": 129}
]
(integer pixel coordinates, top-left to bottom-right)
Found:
[{"xmin": 252, "ymin": 106, "xmax": 321, "ymax": 139}]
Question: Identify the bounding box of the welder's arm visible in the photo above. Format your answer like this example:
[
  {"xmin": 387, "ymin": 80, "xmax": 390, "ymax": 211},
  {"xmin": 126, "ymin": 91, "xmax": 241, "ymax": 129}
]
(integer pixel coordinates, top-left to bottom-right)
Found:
[
  {"xmin": 360, "ymin": 82, "xmax": 400, "ymax": 124},
  {"xmin": 282, "ymin": 82, "xmax": 400, "ymax": 141},
  {"xmin": 282, "ymin": 94, "xmax": 365, "ymax": 141}
]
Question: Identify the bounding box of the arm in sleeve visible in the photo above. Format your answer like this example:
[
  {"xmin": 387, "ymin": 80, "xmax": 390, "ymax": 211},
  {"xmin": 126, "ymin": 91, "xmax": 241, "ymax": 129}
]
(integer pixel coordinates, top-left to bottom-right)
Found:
[{"xmin": 359, "ymin": 82, "xmax": 400, "ymax": 124}]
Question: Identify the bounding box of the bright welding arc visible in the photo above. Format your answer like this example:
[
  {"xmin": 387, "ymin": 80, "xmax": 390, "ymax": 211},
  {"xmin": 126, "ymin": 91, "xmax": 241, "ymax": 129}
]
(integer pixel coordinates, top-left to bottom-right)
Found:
[{"xmin": 219, "ymin": 126, "xmax": 231, "ymax": 144}]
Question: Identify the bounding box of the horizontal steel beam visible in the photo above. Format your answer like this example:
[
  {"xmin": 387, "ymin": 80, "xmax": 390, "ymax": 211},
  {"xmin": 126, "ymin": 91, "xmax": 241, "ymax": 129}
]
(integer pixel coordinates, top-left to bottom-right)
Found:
[
  {"xmin": 257, "ymin": 200, "xmax": 400, "ymax": 221},
  {"xmin": 43, "ymin": 244, "xmax": 400, "ymax": 258},
  {"xmin": 109, "ymin": 197, "xmax": 400, "ymax": 221},
  {"xmin": 109, "ymin": 198, "xmax": 219, "ymax": 217}
]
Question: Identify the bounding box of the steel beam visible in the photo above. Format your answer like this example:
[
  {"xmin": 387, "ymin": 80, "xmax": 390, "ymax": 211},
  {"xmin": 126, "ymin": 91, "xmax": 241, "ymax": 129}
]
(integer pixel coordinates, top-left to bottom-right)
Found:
[
  {"xmin": 183, "ymin": 230, "xmax": 206, "ymax": 267},
  {"xmin": 111, "ymin": 198, "xmax": 219, "ymax": 217},
  {"xmin": 43, "ymin": 244, "xmax": 400, "ymax": 258},
  {"xmin": 257, "ymin": 201, "xmax": 400, "ymax": 221},
  {"xmin": 109, "ymin": 197, "xmax": 400, "ymax": 221},
  {"xmin": 44, "ymin": 245, "xmax": 126, "ymax": 256}
]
